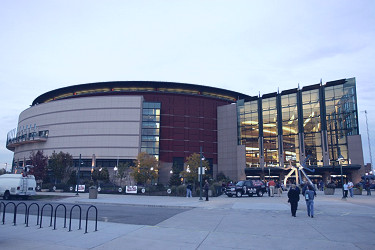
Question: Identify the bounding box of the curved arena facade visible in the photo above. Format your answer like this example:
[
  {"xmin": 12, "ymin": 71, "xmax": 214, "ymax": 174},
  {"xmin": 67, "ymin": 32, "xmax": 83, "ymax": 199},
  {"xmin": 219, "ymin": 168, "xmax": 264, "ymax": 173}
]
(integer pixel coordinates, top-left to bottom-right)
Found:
[
  {"xmin": 6, "ymin": 78, "xmax": 366, "ymax": 184},
  {"xmin": 6, "ymin": 81, "xmax": 251, "ymax": 183}
]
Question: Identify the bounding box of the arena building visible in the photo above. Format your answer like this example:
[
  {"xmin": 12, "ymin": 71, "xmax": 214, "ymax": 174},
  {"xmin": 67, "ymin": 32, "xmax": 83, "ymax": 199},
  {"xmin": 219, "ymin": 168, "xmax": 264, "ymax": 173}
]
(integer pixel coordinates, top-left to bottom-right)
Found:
[{"xmin": 6, "ymin": 78, "xmax": 365, "ymax": 184}]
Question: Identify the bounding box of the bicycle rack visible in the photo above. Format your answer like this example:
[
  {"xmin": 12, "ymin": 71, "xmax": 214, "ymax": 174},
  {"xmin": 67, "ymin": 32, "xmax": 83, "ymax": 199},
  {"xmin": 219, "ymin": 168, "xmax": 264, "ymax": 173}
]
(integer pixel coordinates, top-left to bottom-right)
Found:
[
  {"xmin": 2, "ymin": 202, "xmax": 98, "ymax": 234},
  {"xmin": 2, "ymin": 202, "xmax": 16, "ymax": 224},
  {"xmin": 85, "ymin": 205, "xmax": 98, "ymax": 233},
  {"xmin": 14, "ymin": 202, "xmax": 27, "ymax": 226},
  {"xmin": 26, "ymin": 203, "xmax": 40, "ymax": 227},
  {"xmin": 40, "ymin": 203, "xmax": 53, "ymax": 228},
  {"xmin": 0, "ymin": 201, "xmax": 4, "ymax": 218},
  {"xmin": 69, "ymin": 204, "xmax": 82, "ymax": 231},
  {"xmin": 54, "ymin": 204, "xmax": 67, "ymax": 230}
]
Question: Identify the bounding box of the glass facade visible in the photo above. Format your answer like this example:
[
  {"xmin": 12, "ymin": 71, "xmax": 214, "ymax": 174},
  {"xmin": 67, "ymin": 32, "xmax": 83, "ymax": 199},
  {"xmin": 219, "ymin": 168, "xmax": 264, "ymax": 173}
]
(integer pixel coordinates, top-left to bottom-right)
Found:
[
  {"xmin": 238, "ymin": 100, "xmax": 260, "ymax": 167},
  {"xmin": 238, "ymin": 78, "xmax": 358, "ymax": 169},
  {"xmin": 281, "ymin": 93, "xmax": 298, "ymax": 166},
  {"xmin": 262, "ymin": 97, "xmax": 278, "ymax": 167},
  {"xmin": 141, "ymin": 102, "xmax": 161, "ymax": 160},
  {"xmin": 325, "ymin": 78, "xmax": 358, "ymax": 164}
]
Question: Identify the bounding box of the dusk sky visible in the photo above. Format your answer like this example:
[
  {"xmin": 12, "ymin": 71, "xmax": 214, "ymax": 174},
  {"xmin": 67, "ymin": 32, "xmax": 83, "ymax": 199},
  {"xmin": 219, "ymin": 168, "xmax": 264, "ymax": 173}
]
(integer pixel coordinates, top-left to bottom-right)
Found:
[{"xmin": 1, "ymin": 0, "xmax": 374, "ymax": 171}]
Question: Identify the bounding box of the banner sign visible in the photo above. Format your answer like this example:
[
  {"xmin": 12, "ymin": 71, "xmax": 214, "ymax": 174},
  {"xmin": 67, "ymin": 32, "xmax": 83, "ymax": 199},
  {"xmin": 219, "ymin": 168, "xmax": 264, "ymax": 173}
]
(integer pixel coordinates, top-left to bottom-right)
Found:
[
  {"xmin": 126, "ymin": 185, "xmax": 137, "ymax": 194},
  {"xmin": 75, "ymin": 185, "xmax": 86, "ymax": 192}
]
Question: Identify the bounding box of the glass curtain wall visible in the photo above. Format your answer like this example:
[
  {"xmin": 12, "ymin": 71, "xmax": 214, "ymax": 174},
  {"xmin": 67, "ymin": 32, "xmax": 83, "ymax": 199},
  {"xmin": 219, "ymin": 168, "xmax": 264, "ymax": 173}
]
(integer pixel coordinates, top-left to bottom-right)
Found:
[
  {"xmin": 238, "ymin": 100, "xmax": 260, "ymax": 167},
  {"xmin": 302, "ymin": 89, "xmax": 322, "ymax": 165},
  {"xmin": 141, "ymin": 102, "xmax": 161, "ymax": 160},
  {"xmin": 325, "ymin": 79, "xmax": 358, "ymax": 164},
  {"xmin": 262, "ymin": 97, "xmax": 278, "ymax": 166},
  {"xmin": 281, "ymin": 93, "xmax": 299, "ymax": 166}
]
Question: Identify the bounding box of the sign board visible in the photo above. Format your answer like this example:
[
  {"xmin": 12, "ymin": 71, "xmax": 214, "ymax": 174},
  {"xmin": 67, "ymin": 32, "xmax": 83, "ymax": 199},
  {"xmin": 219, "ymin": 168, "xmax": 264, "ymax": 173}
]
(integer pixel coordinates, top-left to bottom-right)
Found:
[
  {"xmin": 75, "ymin": 185, "xmax": 86, "ymax": 192},
  {"xmin": 126, "ymin": 186, "xmax": 137, "ymax": 194}
]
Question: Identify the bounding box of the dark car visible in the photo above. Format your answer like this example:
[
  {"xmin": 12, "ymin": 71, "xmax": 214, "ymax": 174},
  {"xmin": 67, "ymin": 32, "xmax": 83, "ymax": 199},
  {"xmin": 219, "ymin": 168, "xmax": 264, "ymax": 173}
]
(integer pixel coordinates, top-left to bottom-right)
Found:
[{"xmin": 226, "ymin": 180, "xmax": 266, "ymax": 197}]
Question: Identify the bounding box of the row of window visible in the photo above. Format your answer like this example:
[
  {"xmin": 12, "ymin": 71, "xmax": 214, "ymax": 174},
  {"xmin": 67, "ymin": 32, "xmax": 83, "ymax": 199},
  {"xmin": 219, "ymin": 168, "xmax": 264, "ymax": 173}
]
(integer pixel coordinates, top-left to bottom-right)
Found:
[{"xmin": 238, "ymin": 79, "xmax": 358, "ymax": 168}]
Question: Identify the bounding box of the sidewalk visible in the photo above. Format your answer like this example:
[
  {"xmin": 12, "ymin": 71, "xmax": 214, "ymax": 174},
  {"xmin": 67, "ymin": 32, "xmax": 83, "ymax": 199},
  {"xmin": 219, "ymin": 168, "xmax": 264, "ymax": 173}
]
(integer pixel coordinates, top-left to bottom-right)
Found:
[{"xmin": 1, "ymin": 191, "xmax": 374, "ymax": 249}]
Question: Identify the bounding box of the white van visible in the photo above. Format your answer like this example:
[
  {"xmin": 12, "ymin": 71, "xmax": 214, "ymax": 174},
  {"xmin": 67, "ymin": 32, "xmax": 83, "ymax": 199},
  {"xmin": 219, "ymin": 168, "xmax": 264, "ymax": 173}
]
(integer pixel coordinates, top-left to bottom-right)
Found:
[{"xmin": 0, "ymin": 174, "xmax": 37, "ymax": 200}]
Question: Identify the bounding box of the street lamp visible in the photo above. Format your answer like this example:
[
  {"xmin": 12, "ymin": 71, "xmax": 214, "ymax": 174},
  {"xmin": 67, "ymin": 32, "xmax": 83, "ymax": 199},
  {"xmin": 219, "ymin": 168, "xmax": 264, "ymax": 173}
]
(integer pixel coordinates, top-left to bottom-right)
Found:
[
  {"xmin": 337, "ymin": 154, "xmax": 345, "ymax": 199},
  {"xmin": 199, "ymin": 146, "xmax": 205, "ymax": 201},
  {"xmin": 76, "ymin": 154, "xmax": 83, "ymax": 196}
]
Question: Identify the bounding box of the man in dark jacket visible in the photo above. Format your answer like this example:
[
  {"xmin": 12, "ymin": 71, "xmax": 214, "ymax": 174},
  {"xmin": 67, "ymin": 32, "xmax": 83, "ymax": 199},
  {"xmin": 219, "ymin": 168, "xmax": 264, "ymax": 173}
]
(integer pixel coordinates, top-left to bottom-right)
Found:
[
  {"xmin": 288, "ymin": 184, "xmax": 300, "ymax": 217},
  {"xmin": 204, "ymin": 179, "xmax": 210, "ymax": 201}
]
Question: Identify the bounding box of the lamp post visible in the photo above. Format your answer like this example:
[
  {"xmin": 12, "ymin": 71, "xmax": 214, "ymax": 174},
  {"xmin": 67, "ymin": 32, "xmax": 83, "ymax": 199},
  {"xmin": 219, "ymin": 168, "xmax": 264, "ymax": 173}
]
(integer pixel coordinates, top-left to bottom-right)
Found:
[
  {"xmin": 199, "ymin": 146, "xmax": 204, "ymax": 201},
  {"xmin": 337, "ymin": 154, "xmax": 345, "ymax": 199},
  {"xmin": 76, "ymin": 154, "xmax": 83, "ymax": 196}
]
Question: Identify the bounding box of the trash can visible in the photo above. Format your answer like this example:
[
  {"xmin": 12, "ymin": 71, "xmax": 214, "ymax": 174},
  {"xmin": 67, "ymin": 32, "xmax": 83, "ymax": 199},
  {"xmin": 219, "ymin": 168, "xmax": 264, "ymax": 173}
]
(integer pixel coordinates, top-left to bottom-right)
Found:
[{"xmin": 89, "ymin": 186, "xmax": 98, "ymax": 199}]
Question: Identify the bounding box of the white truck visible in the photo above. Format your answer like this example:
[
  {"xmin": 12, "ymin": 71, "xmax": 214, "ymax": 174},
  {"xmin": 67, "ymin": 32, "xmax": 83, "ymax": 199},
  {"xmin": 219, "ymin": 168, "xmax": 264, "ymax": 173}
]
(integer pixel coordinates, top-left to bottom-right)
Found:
[{"xmin": 0, "ymin": 174, "xmax": 37, "ymax": 200}]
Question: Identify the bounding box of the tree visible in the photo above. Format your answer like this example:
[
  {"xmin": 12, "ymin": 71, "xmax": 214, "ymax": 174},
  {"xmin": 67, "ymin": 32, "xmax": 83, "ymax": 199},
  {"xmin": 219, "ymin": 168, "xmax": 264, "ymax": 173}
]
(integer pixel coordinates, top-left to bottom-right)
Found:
[
  {"xmin": 180, "ymin": 153, "xmax": 210, "ymax": 185},
  {"xmin": 169, "ymin": 162, "xmax": 183, "ymax": 186},
  {"xmin": 131, "ymin": 152, "xmax": 159, "ymax": 185},
  {"xmin": 116, "ymin": 162, "xmax": 131, "ymax": 186},
  {"xmin": 29, "ymin": 150, "xmax": 48, "ymax": 182},
  {"xmin": 49, "ymin": 151, "xmax": 73, "ymax": 184}
]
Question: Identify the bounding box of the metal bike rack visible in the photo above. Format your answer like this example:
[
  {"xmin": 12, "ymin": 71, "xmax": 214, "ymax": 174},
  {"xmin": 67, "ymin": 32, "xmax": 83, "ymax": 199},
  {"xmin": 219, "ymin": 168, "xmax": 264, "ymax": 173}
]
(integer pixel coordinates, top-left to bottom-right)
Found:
[
  {"xmin": 26, "ymin": 202, "xmax": 40, "ymax": 227},
  {"xmin": 40, "ymin": 203, "xmax": 53, "ymax": 228},
  {"xmin": 54, "ymin": 204, "xmax": 67, "ymax": 230},
  {"xmin": 85, "ymin": 205, "xmax": 98, "ymax": 233},
  {"xmin": 69, "ymin": 204, "xmax": 82, "ymax": 231},
  {"xmin": 0, "ymin": 201, "xmax": 4, "ymax": 218},
  {"xmin": 14, "ymin": 202, "xmax": 27, "ymax": 226},
  {"xmin": 2, "ymin": 202, "xmax": 16, "ymax": 224}
]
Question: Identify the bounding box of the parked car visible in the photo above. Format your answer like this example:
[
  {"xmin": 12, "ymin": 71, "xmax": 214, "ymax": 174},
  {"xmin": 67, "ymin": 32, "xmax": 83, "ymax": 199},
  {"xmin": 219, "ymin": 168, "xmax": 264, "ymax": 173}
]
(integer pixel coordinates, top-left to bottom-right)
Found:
[
  {"xmin": 226, "ymin": 180, "xmax": 266, "ymax": 197},
  {"xmin": 0, "ymin": 174, "xmax": 37, "ymax": 200}
]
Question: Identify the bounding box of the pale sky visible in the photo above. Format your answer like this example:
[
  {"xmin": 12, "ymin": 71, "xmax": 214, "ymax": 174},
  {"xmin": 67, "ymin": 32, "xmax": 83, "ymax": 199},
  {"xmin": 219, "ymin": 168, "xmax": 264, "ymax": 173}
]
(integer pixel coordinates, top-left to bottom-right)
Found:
[{"xmin": 1, "ymin": 0, "xmax": 374, "ymax": 170}]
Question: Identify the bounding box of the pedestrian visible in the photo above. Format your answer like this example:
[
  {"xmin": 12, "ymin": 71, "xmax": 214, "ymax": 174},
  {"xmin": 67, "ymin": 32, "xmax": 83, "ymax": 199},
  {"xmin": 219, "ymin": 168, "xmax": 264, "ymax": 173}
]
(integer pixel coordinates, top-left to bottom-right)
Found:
[
  {"xmin": 287, "ymin": 184, "xmax": 300, "ymax": 217},
  {"xmin": 347, "ymin": 180, "xmax": 354, "ymax": 198},
  {"xmin": 365, "ymin": 179, "xmax": 371, "ymax": 195},
  {"xmin": 276, "ymin": 181, "xmax": 282, "ymax": 197},
  {"xmin": 319, "ymin": 180, "xmax": 324, "ymax": 191},
  {"xmin": 305, "ymin": 185, "xmax": 316, "ymax": 218},
  {"xmin": 269, "ymin": 179, "xmax": 276, "ymax": 197},
  {"xmin": 343, "ymin": 181, "xmax": 348, "ymax": 198},
  {"xmin": 204, "ymin": 179, "xmax": 210, "ymax": 201},
  {"xmin": 186, "ymin": 183, "xmax": 192, "ymax": 198}
]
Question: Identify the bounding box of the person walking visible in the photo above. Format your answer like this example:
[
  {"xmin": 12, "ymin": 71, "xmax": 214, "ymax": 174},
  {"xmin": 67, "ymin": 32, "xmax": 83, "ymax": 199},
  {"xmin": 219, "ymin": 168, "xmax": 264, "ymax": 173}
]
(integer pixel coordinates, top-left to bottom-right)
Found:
[
  {"xmin": 343, "ymin": 181, "xmax": 349, "ymax": 198},
  {"xmin": 365, "ymin": 179, "xmax": 371, "ymax": 195},
  {"xmin": 186, "ymin": 183, "xmax": 192, "ymax": 198},
  {"xmin": 348, "ymin": 180, "xmax": 354, "ymax": 198},
  {"xmin": 305, "ymin": 185, "xmax": 316, "ymax": 218},
  {"xmin": 276, "ymin": 181, "xmax": 282, "ymax": 197},
  {"xmin": 204, "ymin": 179, "xmax": 210, "ymax": 201},
  {"xmin": 287, "ymin": 184, "xmax": 300, "ymax": 217},
  {"xmin": 269, "ymin": 179, "xmax": 276, "ymax": 197}
]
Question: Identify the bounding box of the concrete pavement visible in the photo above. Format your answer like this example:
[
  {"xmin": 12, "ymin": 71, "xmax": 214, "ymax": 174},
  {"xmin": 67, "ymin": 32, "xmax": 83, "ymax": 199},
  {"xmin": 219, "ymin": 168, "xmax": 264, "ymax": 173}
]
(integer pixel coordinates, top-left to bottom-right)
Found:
[{"xmin": 1, "ymin": 190, "xmax": 375, "ymax": 249}]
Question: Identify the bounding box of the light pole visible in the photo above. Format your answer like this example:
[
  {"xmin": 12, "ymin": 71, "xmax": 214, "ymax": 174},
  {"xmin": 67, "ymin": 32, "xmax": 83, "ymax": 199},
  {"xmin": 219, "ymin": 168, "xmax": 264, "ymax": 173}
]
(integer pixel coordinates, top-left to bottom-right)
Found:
[
  {"xmin": 337, "ymin": 154, "xmax": 345, "ymax": 199},
  {"xmin": 76, "ymin": 154, "xmax": 83, "ymax": 196},
  {"xmin": 199, "ymin": 146, "xmax": 204, "ymax": 201}
]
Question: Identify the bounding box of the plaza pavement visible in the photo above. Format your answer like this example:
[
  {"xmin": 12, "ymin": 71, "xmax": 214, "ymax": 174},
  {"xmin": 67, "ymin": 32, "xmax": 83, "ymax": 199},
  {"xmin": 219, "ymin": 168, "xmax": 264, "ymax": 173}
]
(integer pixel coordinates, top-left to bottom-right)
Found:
[{"xmin": 1, "ymin": 190, "xmax": 374, "ymax": 250}]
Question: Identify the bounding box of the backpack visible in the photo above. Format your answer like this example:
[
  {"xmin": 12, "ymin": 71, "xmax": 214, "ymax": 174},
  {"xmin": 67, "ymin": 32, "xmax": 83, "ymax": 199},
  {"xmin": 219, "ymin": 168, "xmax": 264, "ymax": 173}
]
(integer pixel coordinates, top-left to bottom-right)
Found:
[{"xmin": 305, "ymin": 192, "xmax": 310, "ymax": 201}]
